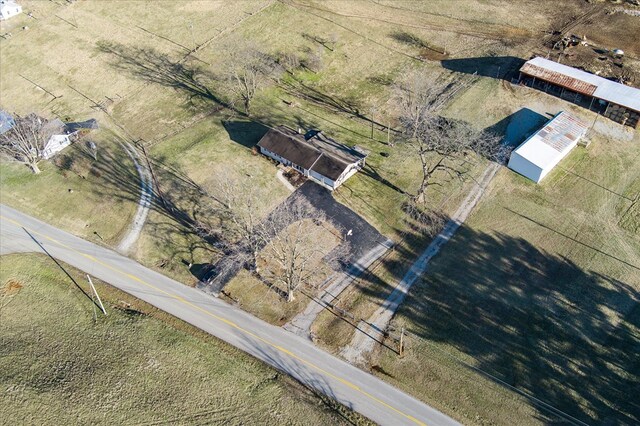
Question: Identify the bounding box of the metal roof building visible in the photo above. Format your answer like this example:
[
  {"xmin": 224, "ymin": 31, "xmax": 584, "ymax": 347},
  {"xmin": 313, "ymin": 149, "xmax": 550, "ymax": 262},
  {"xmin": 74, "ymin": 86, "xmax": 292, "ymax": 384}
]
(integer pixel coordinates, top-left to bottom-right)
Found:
[
  {"xmin": 508, "ymin": 111, "xmax": 589, "ymax": 183},
  {"xmin": 519, "ymin": 57, "xmax": 640, "ymax": 128}
]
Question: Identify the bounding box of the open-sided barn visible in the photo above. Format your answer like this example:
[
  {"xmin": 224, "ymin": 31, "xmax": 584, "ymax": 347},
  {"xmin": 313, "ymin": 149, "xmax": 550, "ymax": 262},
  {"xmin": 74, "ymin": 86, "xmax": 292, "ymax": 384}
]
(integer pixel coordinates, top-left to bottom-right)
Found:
[{"xmin": 519, "ymin": 57, "xmax": 640, "ymax": 129}]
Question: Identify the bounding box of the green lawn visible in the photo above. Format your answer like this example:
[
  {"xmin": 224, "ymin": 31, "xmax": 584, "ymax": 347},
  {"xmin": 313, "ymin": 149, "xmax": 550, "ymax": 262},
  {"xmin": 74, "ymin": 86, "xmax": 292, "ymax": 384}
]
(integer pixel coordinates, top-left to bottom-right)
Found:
[
  {"xmin": 0, "ymin": 129, "xmax": 138, "ymax": 245},
  {"xmin": 0, "ymin": 254, "xmax": 365, "ymax": 425}
]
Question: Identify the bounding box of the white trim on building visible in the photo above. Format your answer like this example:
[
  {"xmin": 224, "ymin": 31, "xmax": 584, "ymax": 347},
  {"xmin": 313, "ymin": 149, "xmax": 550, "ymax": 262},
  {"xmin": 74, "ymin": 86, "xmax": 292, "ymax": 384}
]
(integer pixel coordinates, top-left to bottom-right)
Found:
[
  {"xmin": 0, "ymin": 0, "xmax": 22, "ymax": 20},
  {"xmin": 507, "ymin": 111, "xmax": 588, "ymax": 183}
]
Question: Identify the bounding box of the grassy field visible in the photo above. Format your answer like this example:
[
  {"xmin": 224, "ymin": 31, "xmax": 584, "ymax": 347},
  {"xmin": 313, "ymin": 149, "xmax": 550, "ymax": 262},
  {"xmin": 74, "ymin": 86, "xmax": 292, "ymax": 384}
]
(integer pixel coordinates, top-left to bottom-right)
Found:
[
  {"xmin": 2, "ymin": 1, "xmax": 639, "ymax": 423},
  {"xmin": 0, "ymin": 128, "xmax": 139, "ymax": 245},
  {"xmin": 372, "ymin": 126, "xmax": 640, "ymax": 425},
  {"xmin": 0, "ymin": 254, "xmax": 365, "ymax": 425}
]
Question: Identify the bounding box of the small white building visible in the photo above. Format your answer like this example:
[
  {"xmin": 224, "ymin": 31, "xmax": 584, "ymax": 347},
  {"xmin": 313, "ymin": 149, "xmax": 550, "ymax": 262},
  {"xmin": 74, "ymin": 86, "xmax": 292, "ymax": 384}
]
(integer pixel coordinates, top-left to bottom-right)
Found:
[
  {"xmin": 0, "ymin": 0, "xmax": 22, "ymax": 20},
  {"xmin": 507, "ymin": 111, "xmax": 588, "ymax": 183},
  {"xmin": 41, "ymin": 118, "xmax": 71, "ymax": 159},
  {"xmin": 42, "ymin": 134, "xmax": 71, "ymax": 159}
]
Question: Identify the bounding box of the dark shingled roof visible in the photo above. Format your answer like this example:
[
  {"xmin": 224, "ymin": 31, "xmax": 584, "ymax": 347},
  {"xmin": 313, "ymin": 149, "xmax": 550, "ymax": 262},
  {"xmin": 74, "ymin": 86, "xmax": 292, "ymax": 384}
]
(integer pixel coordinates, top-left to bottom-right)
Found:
[
  {"xmin": 257, "ymin": 126, "xmax": 320, "ymax": 169},
  {"xmin": 310, "ymin": 154, "xmax": 350, "ymax": 181},
  {"xmin": 257, "ymin": 126, "xmax": 366, "ymax": 181}
]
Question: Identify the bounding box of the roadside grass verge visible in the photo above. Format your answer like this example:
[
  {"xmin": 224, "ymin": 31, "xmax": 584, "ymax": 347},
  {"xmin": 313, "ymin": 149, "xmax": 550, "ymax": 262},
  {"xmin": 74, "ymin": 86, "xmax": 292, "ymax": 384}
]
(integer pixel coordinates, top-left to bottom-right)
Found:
[{"xmin": 0, "ymin": 253, "xmax": 367, "ymax": 425}]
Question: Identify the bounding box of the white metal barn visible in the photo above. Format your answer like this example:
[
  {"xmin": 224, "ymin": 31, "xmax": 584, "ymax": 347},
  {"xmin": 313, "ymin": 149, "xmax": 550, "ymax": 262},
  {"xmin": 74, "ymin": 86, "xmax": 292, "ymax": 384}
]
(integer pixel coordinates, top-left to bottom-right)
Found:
[
  {"xmin": 507, "ymin": 111, "xmax": 588, "ymax": 183},
  {"xmin": 0, "ymin": 0, "xmax": 22, "ymax": 20}
]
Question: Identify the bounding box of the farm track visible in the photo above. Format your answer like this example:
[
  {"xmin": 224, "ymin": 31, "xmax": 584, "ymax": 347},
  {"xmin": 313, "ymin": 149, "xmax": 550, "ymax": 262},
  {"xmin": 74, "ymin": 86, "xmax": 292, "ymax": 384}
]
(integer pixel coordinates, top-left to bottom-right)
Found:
[{"xmin": 285, "ymin": 0, "xmax": 532, "ymax": 42}]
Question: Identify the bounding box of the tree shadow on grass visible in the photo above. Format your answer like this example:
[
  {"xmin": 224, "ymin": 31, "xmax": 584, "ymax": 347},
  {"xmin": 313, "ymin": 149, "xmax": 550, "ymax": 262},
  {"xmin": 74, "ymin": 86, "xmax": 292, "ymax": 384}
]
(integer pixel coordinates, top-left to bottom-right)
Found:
[
  {"xmin": 234, "ymin": 329, "xmax": 361, "ymax": 425},
  {"xmin": 389, "ymin": 223, "xmax": 640, "ymax": 424},
  {"xmin": 61, "ymin": 137, "xmax": 221, "ymax": 269},
  {"xmin": 96, "ymin": 41, "xmax": 237, "ymax": 114}
]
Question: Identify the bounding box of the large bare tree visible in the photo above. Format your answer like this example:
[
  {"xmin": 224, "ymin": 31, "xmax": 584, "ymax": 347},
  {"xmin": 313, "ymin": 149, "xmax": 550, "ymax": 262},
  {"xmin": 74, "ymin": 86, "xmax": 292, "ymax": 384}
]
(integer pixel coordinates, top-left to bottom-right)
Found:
[
  {"xmin": 256, "ymin": 200, "xmax": 348, "ymax": 302},
  {"xmin": 223, "ymin": 41, "xmax": 282, "ymax": 114},
  {"xmin": 199, "ymin": 177, "xmax": 348, "ymax": 301},
  {"xmin": 394, "ymin": 71, "xmax": 505, "ymax": 203},
  {"xmin": 0, "ymin": 113, "xmax": 60, "ymax": 174}
]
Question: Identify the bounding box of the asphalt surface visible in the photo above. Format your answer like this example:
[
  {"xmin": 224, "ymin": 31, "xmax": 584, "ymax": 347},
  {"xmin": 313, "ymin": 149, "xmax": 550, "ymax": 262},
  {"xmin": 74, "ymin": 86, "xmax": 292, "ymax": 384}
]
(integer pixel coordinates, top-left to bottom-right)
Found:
[{"xmin": 0, "ymin": 204, "xmax": 460, "ymax": 426}]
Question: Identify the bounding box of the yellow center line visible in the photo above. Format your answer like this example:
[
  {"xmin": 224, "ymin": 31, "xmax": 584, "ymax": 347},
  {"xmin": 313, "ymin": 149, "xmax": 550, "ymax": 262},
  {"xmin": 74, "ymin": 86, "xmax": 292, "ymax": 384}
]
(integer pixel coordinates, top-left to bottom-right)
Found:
[{"xmin": 1, "ymin": 214, "xmax": 427, "ymax": 426}]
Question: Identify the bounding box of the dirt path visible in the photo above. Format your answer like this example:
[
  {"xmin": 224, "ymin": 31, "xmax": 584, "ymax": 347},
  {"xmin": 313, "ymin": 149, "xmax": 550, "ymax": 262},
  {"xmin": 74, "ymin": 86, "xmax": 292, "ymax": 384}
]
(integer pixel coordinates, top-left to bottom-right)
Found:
[
  {"xmin": 116, "ymin": 142, "xmax": 153, "ymax": 254},
  {"xmin": 341, "ymin": 163, "xmax": 500, "ymax": 364}
]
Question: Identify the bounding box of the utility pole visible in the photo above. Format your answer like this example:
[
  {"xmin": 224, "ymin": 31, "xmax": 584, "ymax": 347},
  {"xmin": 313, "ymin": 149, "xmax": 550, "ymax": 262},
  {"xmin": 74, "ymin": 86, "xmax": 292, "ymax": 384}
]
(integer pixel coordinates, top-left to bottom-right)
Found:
[
  {"xmin": 87, "ymin": 275, "xmax": 107, "ymax": 316},
  {"xmin": 399, "ymin": 326, "xmax": 405, "ymax": 357},
  {"xmin": 370, "ymin": 106, "xmax": 377, "ymax": 140}
]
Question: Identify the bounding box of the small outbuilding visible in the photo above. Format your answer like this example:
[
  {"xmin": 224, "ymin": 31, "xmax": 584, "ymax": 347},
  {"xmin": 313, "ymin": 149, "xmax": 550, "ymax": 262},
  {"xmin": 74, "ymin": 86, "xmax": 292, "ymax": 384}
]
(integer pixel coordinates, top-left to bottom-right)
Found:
[
  {"xmin": 257, "ymin": 126, "xmax": 367, "ymax": 190},
  {"xmin": 0, "ymin": 0, "xmax": 22, "ymax": 20},
  {"xmin": 507, "ymin": 111, "xmax": 588, "ymax": 183},
  {"xmin": 42, "ymin": 118, "xmax": 71, "ymax": 159}
]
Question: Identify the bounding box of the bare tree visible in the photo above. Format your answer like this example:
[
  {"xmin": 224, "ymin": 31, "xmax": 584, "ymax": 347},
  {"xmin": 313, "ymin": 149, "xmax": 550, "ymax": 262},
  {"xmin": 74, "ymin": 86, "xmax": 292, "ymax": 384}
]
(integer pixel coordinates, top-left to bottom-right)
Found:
[
  {"xmin": 393, "ymin": 72, "xmax": 447, "ymax": 140},
  {"xmin": 277, "ymin": 50, "xmax": 302, "ymax": 73},
  {"xmin": 223, "ymin": 41, "xmax": 281, "ymax": 114},
  {"xmin": 0, "ymin": 113, "xmax": 60, "ymax": 174},
  {"xmin": 256, "ymin": 200, "xmax": 348, "ymax": 302},
  {"xmin": 393, "ymin": 71, "xmax": 505, "ymax": 203}
]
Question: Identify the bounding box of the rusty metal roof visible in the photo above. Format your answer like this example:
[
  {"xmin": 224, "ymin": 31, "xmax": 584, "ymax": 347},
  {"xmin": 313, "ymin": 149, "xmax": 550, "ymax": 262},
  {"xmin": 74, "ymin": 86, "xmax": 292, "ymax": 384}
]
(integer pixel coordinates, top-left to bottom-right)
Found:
[
  {"xmin": 520, "ymin": 57, "xmax": 640, "ymax": 112},
  {"xmin": 520, "ymin": 62, "xmax": 598, "ymax": 95}
]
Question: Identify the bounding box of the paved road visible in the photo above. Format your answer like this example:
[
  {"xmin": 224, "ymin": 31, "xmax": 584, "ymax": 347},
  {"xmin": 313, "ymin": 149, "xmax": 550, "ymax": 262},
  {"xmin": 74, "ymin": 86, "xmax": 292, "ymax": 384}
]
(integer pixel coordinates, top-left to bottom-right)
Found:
[{"xmin": 0, "ymin": 204, "xmax": 459, "ymax": 426}]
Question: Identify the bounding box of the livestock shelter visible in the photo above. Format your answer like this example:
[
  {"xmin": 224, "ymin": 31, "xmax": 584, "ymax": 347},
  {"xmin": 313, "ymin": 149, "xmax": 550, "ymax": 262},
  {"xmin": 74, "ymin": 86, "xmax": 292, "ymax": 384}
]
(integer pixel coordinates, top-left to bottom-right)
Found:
[
  {"xmin": 257, "ymin": 126, "xmax": 367, "ymax": 190},
  {"xmin": 518, "ymin": 57, "xmax": 640, "ymax": 129},
  {"xmin": 0, "ymin": 0, "xmax": 21, "ymax": 20},
  {"xmin": 508, "ymin": 111, "xmax": 588, "ymax": 183}
]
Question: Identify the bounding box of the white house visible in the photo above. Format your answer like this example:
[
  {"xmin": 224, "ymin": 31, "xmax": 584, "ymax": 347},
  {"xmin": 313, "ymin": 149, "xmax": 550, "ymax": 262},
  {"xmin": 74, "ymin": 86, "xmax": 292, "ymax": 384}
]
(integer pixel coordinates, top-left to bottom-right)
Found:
[
  {"xmin": 0, "ymin": 0, "xmax": 22, "ymax": 20},
  {"xmin": 507, "ymin": 111, "xmax": 588, "ymax": 183},
  {"xmin": 257, "ymin": 126, "xmax": 368, "ymax": 190},
  {"xmin": 41, "ymin": 118, "xmax": 71, "ymax": 159},
  {"xmin": 42, "ymin": 134, "xmax": 71, "ymax": 159}
]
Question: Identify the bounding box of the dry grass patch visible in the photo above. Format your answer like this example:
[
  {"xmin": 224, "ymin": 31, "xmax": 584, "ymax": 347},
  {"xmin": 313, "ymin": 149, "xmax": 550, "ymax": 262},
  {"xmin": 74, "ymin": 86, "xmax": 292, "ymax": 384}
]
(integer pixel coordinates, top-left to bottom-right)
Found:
[
  {"xmin": 374, "ymin": 128, "xmax": 640, "ymax": 425},
  {"xmin": 225, "ymin": 218, "xmax": 341, "ymax": 325},
  {"xmin": 0, "ymin": 253, "xmax": 364, "ymax": 425}
]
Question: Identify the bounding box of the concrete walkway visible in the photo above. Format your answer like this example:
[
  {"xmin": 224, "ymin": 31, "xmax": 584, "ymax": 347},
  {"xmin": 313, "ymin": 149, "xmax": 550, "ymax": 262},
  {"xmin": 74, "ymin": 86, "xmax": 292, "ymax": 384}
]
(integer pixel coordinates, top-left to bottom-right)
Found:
[
  {"xmin": 284, "ymin": 238, "xmax": 394, "ymax": 338},
  {"xmin": 276, "ymin": 168, "xmax": 296, "ymax": 192},
  {"xmin": 116, "ymin": 142, "xmax": 153, "ymax": 254},
  {"xmin": 342, "ymin": 163, "xmax": 500, "ymax": 364}
]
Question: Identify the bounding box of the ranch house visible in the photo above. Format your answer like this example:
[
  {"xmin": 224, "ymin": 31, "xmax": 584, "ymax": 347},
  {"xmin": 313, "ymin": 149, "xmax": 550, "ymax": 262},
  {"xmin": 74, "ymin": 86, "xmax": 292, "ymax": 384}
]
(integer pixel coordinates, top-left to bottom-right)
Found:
[{"xmin": 257, "ymin": 126, "xmax": 368, "ymax": 190}]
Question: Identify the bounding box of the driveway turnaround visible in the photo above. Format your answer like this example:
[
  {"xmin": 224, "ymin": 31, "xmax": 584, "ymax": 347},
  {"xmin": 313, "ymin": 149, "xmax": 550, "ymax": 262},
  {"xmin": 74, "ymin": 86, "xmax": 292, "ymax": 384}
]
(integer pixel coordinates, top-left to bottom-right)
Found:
[{"xmin": 0, "ymin": 204, "xmax": 459, "ymax": 426}]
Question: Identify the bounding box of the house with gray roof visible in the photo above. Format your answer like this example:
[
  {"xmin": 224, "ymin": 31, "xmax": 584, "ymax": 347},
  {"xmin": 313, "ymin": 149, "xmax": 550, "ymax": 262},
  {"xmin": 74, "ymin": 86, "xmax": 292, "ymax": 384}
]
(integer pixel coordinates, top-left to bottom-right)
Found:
[
  {"xmin": 0, "ymin": 110, "xmax": 15, "ymax": 135},
  {"xmin": 257, "ymin": 126, "xmax": 367, "ymax": 190}
]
